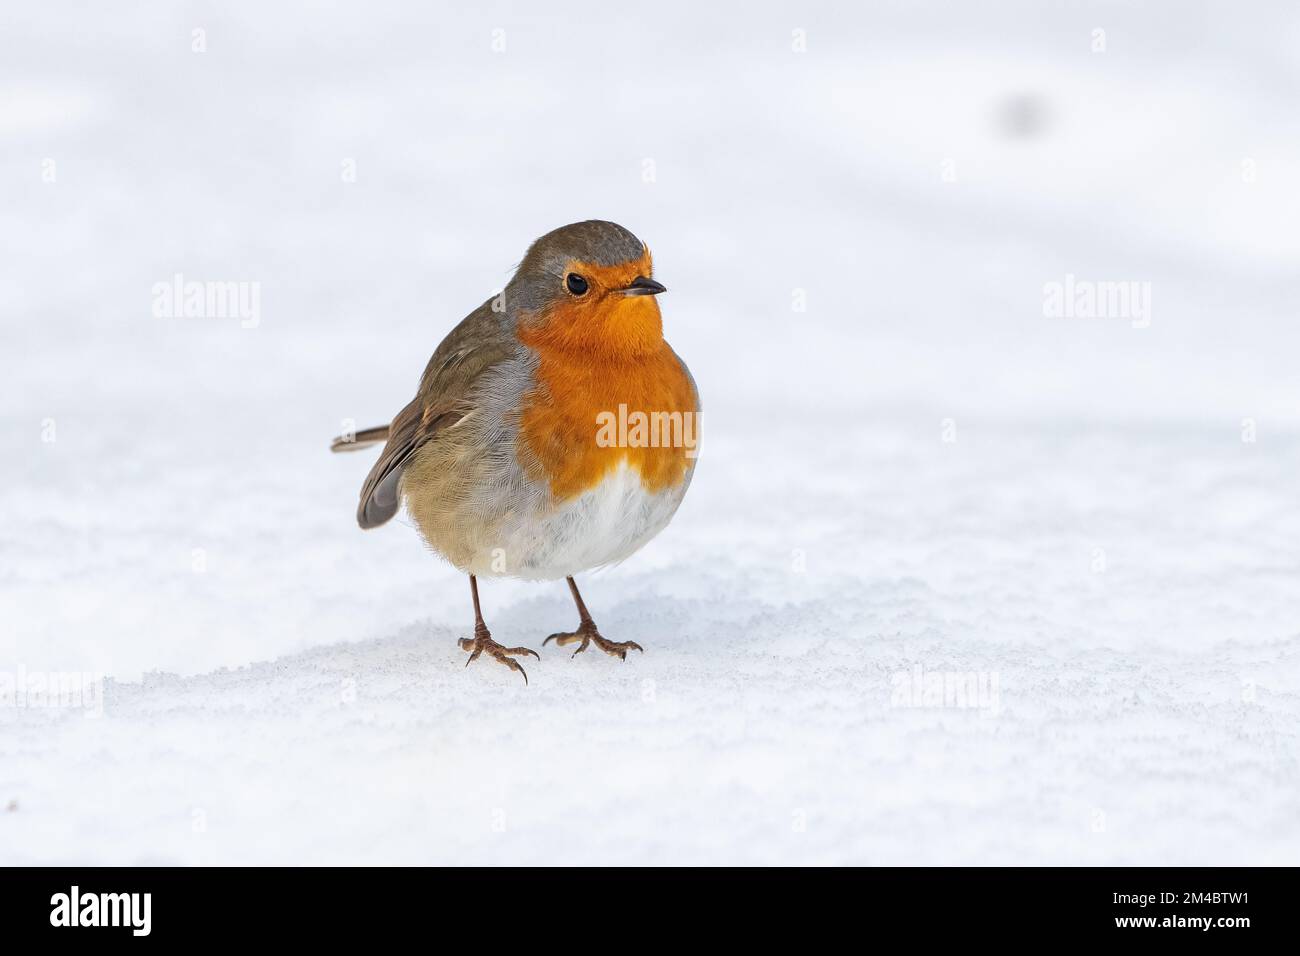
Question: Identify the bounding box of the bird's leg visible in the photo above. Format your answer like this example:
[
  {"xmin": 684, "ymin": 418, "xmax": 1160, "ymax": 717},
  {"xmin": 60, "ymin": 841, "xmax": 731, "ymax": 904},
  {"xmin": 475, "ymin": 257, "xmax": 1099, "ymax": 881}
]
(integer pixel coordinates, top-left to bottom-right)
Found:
[
  {"xmin": 457, "ymin": 575, "xmax": 538, "ymax": 684},
  {"xmin": 543, "ymin": 576, "xmax": 644, "ymax": 660}
]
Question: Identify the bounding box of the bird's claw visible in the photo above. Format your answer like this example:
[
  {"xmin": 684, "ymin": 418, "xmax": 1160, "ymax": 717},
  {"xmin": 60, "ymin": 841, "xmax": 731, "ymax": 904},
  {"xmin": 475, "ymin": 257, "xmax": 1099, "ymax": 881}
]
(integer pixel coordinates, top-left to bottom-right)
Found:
[
  {"xmin": 458, "ymin": 633, "xmax": 539, "ymax": 684},
  {"xmin": 543, "ymin": 623, "xmax": 644, "ymax": 661}
]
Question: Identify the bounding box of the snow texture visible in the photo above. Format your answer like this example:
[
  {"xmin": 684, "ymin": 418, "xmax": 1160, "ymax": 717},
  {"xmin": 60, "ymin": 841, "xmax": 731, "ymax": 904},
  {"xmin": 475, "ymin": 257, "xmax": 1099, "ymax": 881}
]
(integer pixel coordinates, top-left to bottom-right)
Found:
[{"xmin": 3, "ymin": 1, "xmax": 1298, "ymax": 865}]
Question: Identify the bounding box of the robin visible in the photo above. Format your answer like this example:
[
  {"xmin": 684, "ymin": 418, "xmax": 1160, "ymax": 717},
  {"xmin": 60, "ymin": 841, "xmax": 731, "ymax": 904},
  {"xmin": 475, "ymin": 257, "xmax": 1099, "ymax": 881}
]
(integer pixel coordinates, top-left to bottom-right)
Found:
[{"xmin": 331, "ymin": 221, "xmax": 699, "ymax": 683}]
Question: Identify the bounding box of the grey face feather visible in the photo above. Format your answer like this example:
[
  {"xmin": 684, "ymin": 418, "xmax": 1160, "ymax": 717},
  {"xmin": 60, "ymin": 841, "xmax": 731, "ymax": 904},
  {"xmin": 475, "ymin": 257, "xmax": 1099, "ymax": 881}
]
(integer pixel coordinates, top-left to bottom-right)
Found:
[
  {"xmin": 510, "ymin": 220, "xmax": 647, "ymax": 311},
  {"xmin": 520, "ymin": 220, "xmax": 646, "ymax": 271}
]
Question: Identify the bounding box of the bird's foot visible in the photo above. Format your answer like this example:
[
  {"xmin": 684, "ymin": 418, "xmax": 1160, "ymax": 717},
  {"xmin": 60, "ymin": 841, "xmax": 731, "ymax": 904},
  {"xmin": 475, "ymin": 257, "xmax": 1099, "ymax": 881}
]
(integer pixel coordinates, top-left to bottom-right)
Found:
[
  {"xmin": 543, "ymin": 621, "xmax": 643, "ymax": 661},
  {"xmin": 458, "ymin": 625, "xmax": 539, "ymax": 684}
]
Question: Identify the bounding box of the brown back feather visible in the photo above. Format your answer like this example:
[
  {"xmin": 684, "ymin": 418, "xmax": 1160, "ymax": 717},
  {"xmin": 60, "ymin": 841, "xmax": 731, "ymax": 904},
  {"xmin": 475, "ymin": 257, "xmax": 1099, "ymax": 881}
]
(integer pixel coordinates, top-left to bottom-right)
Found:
[{"xmin": 355, "ymin": 302, "xmax": 518, "ymax": 529}]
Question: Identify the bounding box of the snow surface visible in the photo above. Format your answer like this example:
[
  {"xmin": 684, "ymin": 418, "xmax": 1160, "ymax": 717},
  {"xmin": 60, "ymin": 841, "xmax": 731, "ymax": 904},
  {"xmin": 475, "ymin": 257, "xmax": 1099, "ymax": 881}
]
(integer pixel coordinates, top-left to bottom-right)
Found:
[{"xmin": 3, "ymin": 1, "xmax": 1299, "ymax": 865}]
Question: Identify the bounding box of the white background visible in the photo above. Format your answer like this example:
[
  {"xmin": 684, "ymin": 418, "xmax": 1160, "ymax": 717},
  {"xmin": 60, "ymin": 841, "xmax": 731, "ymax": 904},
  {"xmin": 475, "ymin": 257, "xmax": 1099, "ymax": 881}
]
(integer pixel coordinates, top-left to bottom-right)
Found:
[{"xmin": 3, "ymin": 1, "xmax": 1298, "ymax": 864}]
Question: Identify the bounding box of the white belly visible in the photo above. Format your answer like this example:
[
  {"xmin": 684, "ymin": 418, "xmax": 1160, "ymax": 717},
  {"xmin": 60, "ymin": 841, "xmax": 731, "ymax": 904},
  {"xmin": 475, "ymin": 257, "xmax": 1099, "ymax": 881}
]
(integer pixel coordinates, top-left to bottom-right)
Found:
[{"xmin": 479, "ymin": 460, "xmax": 689, "ymax": 580}]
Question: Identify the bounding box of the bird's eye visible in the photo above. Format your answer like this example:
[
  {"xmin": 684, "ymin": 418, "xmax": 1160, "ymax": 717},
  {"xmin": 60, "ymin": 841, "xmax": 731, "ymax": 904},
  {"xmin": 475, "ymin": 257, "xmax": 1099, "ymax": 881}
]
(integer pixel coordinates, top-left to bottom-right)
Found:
[{"xmin": 565, "ymin": 273, "xmax": 589, "ymax": 296}]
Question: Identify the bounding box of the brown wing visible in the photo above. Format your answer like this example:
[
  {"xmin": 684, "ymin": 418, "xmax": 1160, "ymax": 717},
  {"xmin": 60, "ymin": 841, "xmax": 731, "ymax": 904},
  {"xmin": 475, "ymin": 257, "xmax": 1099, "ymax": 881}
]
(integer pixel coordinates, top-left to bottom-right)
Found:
[{"xmin": 356, "ymin": 302, "xmax": 517, "ymax": 529}]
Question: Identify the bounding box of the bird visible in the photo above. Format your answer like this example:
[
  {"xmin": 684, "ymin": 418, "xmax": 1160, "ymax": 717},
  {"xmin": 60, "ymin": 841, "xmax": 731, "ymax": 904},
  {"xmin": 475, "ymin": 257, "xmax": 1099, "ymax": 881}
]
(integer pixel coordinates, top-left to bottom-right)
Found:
[{"xmin": 331, "ymin": 221, "xmax": 699, "ymax": 684}]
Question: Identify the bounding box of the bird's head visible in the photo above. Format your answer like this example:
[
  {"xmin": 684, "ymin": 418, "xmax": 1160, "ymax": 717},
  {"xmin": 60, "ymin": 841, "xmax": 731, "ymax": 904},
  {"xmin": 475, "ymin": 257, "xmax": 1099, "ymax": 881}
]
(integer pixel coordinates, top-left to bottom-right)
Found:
[{"xmin": 510, "ymin": 220, "xmax": 667, "ymax": 357}]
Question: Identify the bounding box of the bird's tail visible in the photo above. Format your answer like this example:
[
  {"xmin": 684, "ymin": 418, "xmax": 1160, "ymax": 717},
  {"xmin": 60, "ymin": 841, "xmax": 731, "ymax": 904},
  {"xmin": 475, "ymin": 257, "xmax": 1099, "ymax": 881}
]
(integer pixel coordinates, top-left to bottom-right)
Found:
[{"xmin": 330, "ymin": 425, "xmax": 390, "ymax": 453}]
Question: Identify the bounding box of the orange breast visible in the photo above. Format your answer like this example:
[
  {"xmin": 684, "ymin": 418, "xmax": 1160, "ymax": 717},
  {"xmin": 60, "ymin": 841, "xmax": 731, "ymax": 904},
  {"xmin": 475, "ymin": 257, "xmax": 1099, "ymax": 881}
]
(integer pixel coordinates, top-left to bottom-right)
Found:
[{"xmin": 516, "ymin": 336, "xmax": 698, "ymax": 502}]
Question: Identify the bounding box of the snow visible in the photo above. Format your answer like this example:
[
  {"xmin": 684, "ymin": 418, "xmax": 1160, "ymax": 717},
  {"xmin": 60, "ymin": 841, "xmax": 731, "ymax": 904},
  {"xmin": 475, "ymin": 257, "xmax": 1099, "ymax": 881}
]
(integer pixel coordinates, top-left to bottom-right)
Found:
[{"xmin": 3, "ymin": 1, "xmax": 1298, "ymax": 865}]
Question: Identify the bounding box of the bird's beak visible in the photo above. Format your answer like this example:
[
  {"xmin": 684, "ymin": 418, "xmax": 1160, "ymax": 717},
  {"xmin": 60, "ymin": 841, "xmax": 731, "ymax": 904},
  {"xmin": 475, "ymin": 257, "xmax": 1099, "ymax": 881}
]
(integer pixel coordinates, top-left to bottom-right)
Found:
[{"xmin": 622, "ymin": 276, "xmax": 667, "ymax": 296}]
